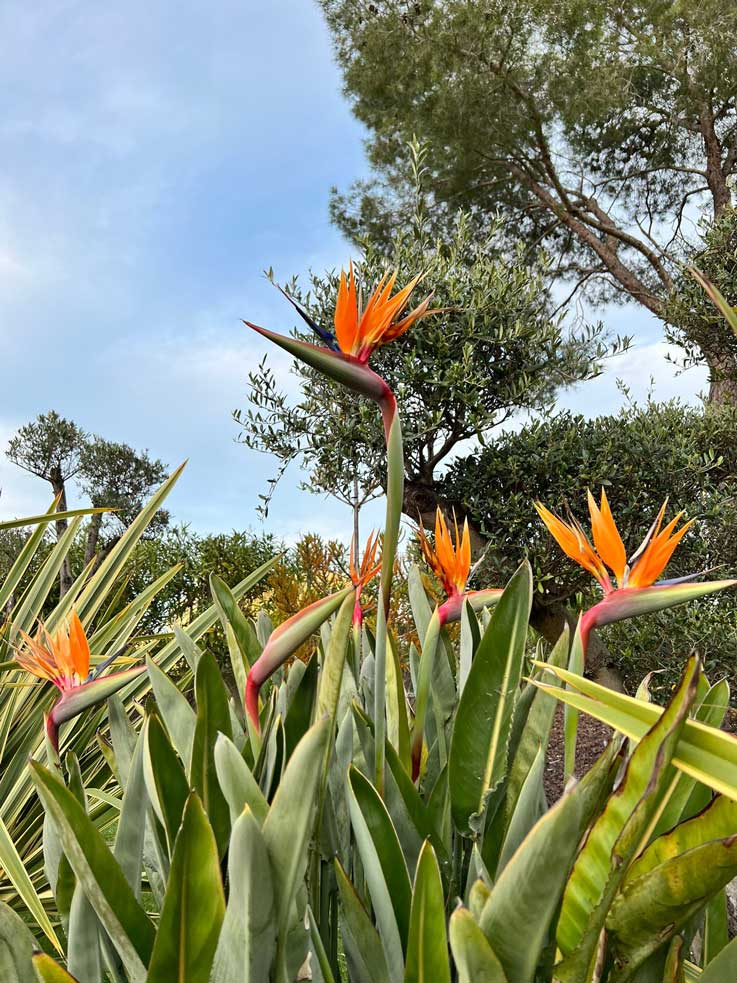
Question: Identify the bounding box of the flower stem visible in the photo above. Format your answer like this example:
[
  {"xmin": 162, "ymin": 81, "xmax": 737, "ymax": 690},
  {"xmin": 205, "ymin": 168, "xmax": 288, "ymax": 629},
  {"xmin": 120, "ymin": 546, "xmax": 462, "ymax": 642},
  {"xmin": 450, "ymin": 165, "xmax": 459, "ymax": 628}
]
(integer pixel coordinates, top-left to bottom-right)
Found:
[{"xmin": 374, "ymin": 394, "xmax": 403, "ymax": 794}]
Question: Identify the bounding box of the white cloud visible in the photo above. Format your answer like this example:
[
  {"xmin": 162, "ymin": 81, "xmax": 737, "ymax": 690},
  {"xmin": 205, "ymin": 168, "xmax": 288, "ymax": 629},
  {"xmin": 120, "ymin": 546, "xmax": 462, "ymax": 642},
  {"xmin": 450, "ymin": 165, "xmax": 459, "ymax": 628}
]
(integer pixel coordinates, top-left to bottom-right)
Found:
[{"xmin": 558, "ymin": 341, "xmax": 709, "ymax": 418}]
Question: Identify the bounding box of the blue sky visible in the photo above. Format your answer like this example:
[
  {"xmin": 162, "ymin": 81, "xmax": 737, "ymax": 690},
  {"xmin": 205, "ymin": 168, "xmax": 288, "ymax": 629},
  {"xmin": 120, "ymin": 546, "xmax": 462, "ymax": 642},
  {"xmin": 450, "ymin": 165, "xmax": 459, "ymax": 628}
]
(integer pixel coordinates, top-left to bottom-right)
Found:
[{"xmin": 0, "ymin": 0, "xmax": 708, "ymax": 545}]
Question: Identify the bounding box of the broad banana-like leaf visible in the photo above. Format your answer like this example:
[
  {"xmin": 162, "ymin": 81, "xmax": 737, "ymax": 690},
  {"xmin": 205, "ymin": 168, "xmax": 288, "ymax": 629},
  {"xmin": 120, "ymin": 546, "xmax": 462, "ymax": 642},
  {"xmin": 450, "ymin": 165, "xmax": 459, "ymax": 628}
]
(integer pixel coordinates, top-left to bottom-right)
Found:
[
  {"xmin": 145, "ymin": 655, "xmax": 196, "ymax": 769},
  {"xmin": 700, "ymin": 935, "xmax": 737, "ymax": 980},
  {"xmin": 448, "ymin": 562, "xmax": 533, "ymax": 835},
  {"xmin": 564, "ymin": 621, "xmax": 584, "ymax": 782},
  {"xmin": 334, "ymin": 859, "xmax": 391, "ymax": 983},
  {"xmin": 113, "ymin": 729, "xmax": 147, "ymax": 897},
  {"xmin": 459, "ymin": 600, "xmax": 481, "ymax": 696},
  {"xmin": 147, "ymin": 794, "xmax": 225, "ymax": 983},
  {"xmin": 607, "ymin": 833, "xmax": 737, "ymax": 978},
  {"xmin": 347, "ymin": 765, "xmax": 412, "ymax": 980},
  {"xmin": 654, "ymin": 677, "xmax": 730, "ymax": 837},
  {"xmin": 0, "ymin": 900, "xmax": 38, "ymax": 983},
  {"xmin": 496, "ymin": 744, "xmax": 546, "ymax": 874},
  {"xmin": 65, "ymin": 757, "xmax": 101, "ymax": 983},
  {"xmin": 386, "ymin": 631, "xmax": 411, "ymax": 771},
  {"xmin": 449, "ymin": 907, "xmax": 508, "ymax": 983},
  {"xmin": 316, "ymin": 590, "xmax": 355, "ymax": 724},
  {"xmin": 142, "ymin": 715, "xmax": 189, "ymax": 854},
  {"xmin": 505, "ymin": 624, "xmax": 569, "ymax": 823},
  {"xmin": 628, "ymin": 794, "xmax": 737, "ymax": 882},
  {"xmin": 30, "ymin": 761, "xmax": 154, "ymax": 981},
  {"xmin": 189, "ymin": 651, "xmax": 232, "ymax": 858},
  {"xmin": 555, "ymin": 659, "xmax": 699, "ymax": 983},
  {"xmin": 210, "ymin": 807, "xmax": 276, "ymax": 983},
  {"xmin": 532, "ymin": 661, "xmax": 737, "ymax": 801},
  {"xmin": 703, "ymin": 888, "xmax": 729, "ymax": 967},
  {"xmin": 404, "ymin": 841, "xmax": 450, "ymax": 983},
  {"xmin": 478, "ymin": 740, "xmax": 622, "ymax": 983},
  {"xmin": 213, "ymin": 733, "xmax": 269, "ymax": 827},
  {"xmin": 261, "ymin": 718, "xmax": 330, "ymax": 968}
]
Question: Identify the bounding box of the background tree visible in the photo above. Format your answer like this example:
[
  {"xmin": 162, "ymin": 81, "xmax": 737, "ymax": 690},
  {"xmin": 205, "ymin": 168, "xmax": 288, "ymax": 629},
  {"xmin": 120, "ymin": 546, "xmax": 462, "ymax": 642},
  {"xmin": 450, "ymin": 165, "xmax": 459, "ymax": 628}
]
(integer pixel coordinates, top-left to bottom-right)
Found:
[
  {"xmin": 78, "ymin": 437, "xmax": 169, "ymax": 567},
  {"xmin": 6, "ymin": 411, "xmax": 85, "ymax": 596},
  {"xmin": 318, "ymin": 0, "xmax": 737, "ymax": 396},
  {"xmin": 665, "ymin": 206, "xmax": 737, "ymax": 383},
  {"xmin": 6, "ymin": 412, "xmax": 169, "ymax": 595},
  {"xmin": 237, "ymin": 185, "xmax": 623, "ymax": 550}
]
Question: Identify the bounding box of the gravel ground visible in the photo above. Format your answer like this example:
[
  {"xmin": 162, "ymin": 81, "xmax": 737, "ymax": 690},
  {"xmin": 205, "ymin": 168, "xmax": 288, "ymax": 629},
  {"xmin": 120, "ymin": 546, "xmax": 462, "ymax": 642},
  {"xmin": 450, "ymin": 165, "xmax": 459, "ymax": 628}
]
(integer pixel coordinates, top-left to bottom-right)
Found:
[{"xmin": 544, "ymin": 704, "xmax": 612, "ymax": 803}]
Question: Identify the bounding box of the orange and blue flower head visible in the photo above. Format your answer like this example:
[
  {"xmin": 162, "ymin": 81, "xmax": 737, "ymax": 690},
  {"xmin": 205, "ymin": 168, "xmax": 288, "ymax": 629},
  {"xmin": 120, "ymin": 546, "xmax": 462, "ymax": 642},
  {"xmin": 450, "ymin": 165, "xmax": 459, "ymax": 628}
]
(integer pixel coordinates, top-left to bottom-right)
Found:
[{"xmin": 534, "ymin": 490, "xmax": 693, "ymax": 593}]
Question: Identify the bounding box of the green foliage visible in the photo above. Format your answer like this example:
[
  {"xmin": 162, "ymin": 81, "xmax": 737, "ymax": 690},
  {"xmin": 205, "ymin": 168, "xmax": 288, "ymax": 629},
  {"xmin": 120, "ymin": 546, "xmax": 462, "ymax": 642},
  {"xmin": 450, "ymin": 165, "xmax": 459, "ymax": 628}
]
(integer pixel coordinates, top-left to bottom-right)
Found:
[
  {"xmin": 319, "ymin": 0, "xmax": 737, "ymax": 337},
  {"xmin": 666, "ymin": 207, "xmax": 737, "ymax": 383},
  {"xmin": 443, "ymin": 399, "xmax": 737, "ymax": 689}
]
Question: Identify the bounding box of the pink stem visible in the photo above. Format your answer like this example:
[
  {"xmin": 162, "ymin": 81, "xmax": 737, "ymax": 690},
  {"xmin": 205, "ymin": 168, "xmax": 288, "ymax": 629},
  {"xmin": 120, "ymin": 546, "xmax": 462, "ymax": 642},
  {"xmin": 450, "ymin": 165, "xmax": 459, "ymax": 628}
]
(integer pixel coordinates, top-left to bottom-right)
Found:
[{"xmin": 245, "ymin": 674, "xmax": 261, "ymax": 734}]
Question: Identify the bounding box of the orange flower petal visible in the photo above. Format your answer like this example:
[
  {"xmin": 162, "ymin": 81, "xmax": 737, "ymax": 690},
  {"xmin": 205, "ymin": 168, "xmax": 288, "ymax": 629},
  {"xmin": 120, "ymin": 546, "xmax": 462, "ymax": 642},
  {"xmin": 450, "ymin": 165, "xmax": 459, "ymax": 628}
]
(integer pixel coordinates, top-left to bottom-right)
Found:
[
  {"xmin": 587, "ymin": 488, "xmax": 627, "ymax": 584},
  {"xmin": 69, "ymin": 610, "xmax": 91, "ymax": 679},
  {"xmin": 334, "ymin": 262, "xmax": 359, "ymax": 354},
  {"xmin": 535, "ymin": 502, "xmax": 610, "ymax": 589}
]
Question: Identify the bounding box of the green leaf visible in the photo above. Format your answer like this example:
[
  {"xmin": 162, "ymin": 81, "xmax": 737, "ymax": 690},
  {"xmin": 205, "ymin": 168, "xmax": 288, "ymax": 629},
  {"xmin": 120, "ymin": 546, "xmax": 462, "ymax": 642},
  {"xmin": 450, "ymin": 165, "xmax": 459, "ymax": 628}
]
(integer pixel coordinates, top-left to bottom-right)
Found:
[
  {"xmin": 306, "ymin": 906, "xmax": 337, "ymax": 983},
  {"xmin": 387, "ymin": 632, "xmax": 412, "ymax": 771},
  {"xmin": 146, "ymin": 656, "xmax": 196, "ymax": 770},
  {"xmin": 700, "ymin": 936, "xmax": 737, "ymax": 981},
  {"xmin": 0, "ymin": 807, "xmax": 62, "ymax": 953},
  {"xmin": 556, "ymin": 658, "xmax": 699, "ymax": 982},
  {"xmin": 261, "ymin": 718, "xmax": 330, "ymax": 956},
  {"xmin": 654, "ymin": 678, "xmax": 730, "ymax": 837},
  {"xmin": 214, "ymin": 733, "xmax": 269, "ymax": 827},
  {"xmin": 189, "ymin": 651, "xmax": 232, "ymax": 858},
  {"xmin": 607, "ymin": 833, "xmax": 737, "ymax": 978},
  {"xmin": 147, "ymin": 794, "xmax": 225, "ymax": 983},
  {"xmin": 628, "ymin": 793, "xmax": 737, "ymax": 883},
  {"xmin": 497, "ymin": 744, "xmax": 546, "ymax": 874},
  {"xmin": 283, "ymin": 653, "xmax": 318, "ymax": 760},
  {"xmin": 32, "ymin": 954, "xmax": 80, "ymax": 982},
  {"xmin": 703, "ymin": 889, "xmax": 729, "ymax": 968},
  {"xmin": 564, "ymin": 622, "xmax": 583, "ymax": 782},
  {"xmin": 67, "ymin": 883, "xmax": 101, "ymax": 983},
  {"xmin": 404, "ymin": 841, "xmax": 450, "ymax": 983},
  {"xmin": 30, "ymin": 761, "xmax": 154, "ymax": 980},
  {"xmin": 449, "ymin": 907, "xmax": 508, "ymax": 983},
  {"xmin": 75, "ymin": 463, "xmax": 185, "ymax": 624},
  {"xmin": 0, "ymin": 901, "xmax": 39, "ymax": 983},
  {"xmin": 316, "ymin": 590, "xmax": 355, "ymax": 724},
  {"xmin": 210, "ymin": 807, "xmax": 276, "ymax": 983},
  {"xmin": 210, "ymin": 571, "xmax": 261, "ymax": 674},
  {"xmin": 505, "ymin": 625, "xmax": 568, "ymax": 823},
  {"xmin": 448, "ymin": 562, "xmax": 533, "ymax": 835},
  {"xmin": 459, "ymin": 600, "xmax": 481, "ymax": 696},
  {"xmin": 347, "ymin": 765, "xmax": 412, "ymax": 980},
  {"xmin": 143, "ymin": 715, "xmax": 190, "ymax": 854},
  {"xmin": 478, "ymin": 740, "xmax": 621, "ymax": 983},
  {"xmin": 334, "ymin": 860, "xmax": 391, "ymax": 983},
  {"xmin": 532, "ymin": 663, "xmax": 737, "ymax": 802},
  {"xmin": 113, "ymin": 729, "xmax": 147, "ymax": 897}
]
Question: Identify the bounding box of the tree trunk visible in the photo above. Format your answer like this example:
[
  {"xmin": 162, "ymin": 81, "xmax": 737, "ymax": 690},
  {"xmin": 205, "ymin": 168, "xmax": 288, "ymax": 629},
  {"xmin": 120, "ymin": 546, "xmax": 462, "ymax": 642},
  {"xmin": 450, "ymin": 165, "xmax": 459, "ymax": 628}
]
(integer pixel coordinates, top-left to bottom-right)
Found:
[
  {"xmin": 84, "ymin": 512, "xmax": 103, "ymax": 568},
  {"xmin": 708, "ymin": 352, "xmax": 737, "ymax": 405},
  {"xmin": 50, "ymin": 467, "xmax": 73, "ymax": 598},
  {"xmin": 403, "ymin": 478, "xmax": 623, "ymax": 686}
]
